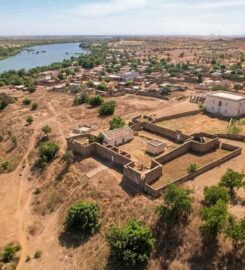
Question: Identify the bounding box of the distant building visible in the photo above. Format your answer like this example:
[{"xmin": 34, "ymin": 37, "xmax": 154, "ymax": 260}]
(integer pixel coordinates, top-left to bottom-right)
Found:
[
  {"xmin": 205, "ymin": 91, "xmax": 245, "ymax": 117},
  {"xmin": 102, "ymin": 127, "xmax": 134, "ymax": 146}
]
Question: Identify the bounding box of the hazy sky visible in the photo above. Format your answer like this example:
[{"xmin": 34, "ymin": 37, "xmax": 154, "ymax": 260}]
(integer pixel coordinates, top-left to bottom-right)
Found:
[{"xmin": 1, "ymin": 0, "xmax": 245, "ymax": 36}]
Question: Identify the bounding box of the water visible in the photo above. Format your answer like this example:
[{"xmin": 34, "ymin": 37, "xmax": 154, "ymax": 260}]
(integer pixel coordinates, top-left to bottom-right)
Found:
[{"xmin": 0, "ymin": 42, "xmax": 86, "ymax": 73}]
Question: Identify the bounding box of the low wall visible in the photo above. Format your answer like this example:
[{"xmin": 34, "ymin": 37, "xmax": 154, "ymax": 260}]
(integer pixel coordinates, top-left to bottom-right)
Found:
[
  {"xmin": 123, "ymin": 162, "xmax": 144, "ymax": 187},
  {"xmin": 143, "ymin": 122, "xmax": 190, "ymax": 143},
  {"xmin": 190, "ymin": 138, "xmax": 220, "ymax": 153},
  {"xmin": 153, "ymin": 109, "xmax": 203, "ymax": 122},
  {"xmin": 216, "ymin": 133, "xmax": 245, "ymax": 142},
  {"xmin": 144, "ymin": 160, "xmax": 162, "ymax": 185}
]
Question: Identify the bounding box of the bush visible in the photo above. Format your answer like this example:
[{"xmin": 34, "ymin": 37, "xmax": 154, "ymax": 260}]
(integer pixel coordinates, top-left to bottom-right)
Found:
[
  {"xmin": 26, "ymin": 115, "xmax": 33, "ymax": 125},
  {"xmin": 157, "ymin": 184, "xmax": 193, "ymax": 228},
  {"xmin": 99, "ymin": 100, "xmax": 116, "ymax": 116},
  {"xmin": 73, "ymin": 93, "xmax": 89, "ymax": 105},
  {"xmin": 64, "ymin": 201, "xmax": 100, "ymax": 234},
  {"xmin": 31, "ymin": 102, "xmax": 38, "ymax": 110},
  {"xmin": 41, "ymin": 125, "xmax": 51, "ymax": 135},
  {"xmin": 96, "ymin": 82, "xmax": 108, "ymax": 91},
  {"xmin": 86, "ymin": 80, "xmax": 94, "ymax": 88},
  {"xmin": 89, "ymin": 95, "xmax": 104, "ymax": 107},
  {"xmin": 33, "ymin": 250, "xmax": 42, "ymax": 259},
  {"xmin": 187, "ymin": 163, "xmax": 198, "ymax": 173},
  {"xmin": 109, "ymin": 116, "xmax": 125, "ymax": 130},
  {"xmin": 0, "ymin": 243, "xmax": 20, "ymax": 263},
  {"xmin": 38, "ymin": 141, "xmax": 59, "ymax": 164},
  {"xmin": 22, "ymin": 98, "xmax": 31, "ymax": 105},
  {"xmin": 106, "ymin": 220, "xmax": 154, "ymax": 267},
  {"xmin": 203, "ymin": 185, "xmax": 230, "ymax": 206}
]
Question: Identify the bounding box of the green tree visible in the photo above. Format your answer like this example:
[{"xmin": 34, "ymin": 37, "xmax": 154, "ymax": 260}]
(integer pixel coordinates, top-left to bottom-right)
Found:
[
  {"xmin": 199, "ymin": 200, "xmax": 228, "ymax": 239},
  {"xmin": 73, "ymin": 93, "xmax": 89, "ymax": 105},
  {"xmin": 109, "ymin": 116, "xmax": 125, "ymax": 130},
  {"xmin": 10, "ymin": 135, "xmax": 17, "ymax": 148},
  {"xmin": 99, "ymin": 101, "xmax": 116, "ymax": 116},
  {"xmin": 106, "ymin": 220, "xmax": 154, "ymax": 268},
  {"xmin": 38, "ymin": 141, "xmax": 59, "ymax": 164},
  {"xmin": 219, "ymin": 168, "xmax": 245, "ymax": 198},
  {"xmin": 86, "ymin": 80, "xmax": 94, "ymax": 88},
  {"xmin": 62, "ymin": 150, "xmax": 74, "ymax": 163},
  {"xmin": 203, "ymin": 185, "xmax": 230, "ymax": 206},
  {"xmin": 64, "ymin": 201, "xmax": 100, "ymax": 235},
  {"xmin": 225, "ymin": 216, "xmax": 245, "ymax": 252},
  {"xmin": 0, "ymin": 244, "xmax": 20, "ymax": 263},
  {"xmin": 197, "ymin": 73, "xmax": 203, "ymax": 84},
  {"xmin": 157, "ymin": 184, "xmax": 193, "ymax": 228},
  {"xmin": 89, "ymin": 95, "xmax": 104, "ymax": 107},
  {"xmin": 96, "ymin": 82, "xmax": 108, "ymax": 91},
  {"xmin": 187, "ymin": 163, "xmax": 198, "ymax": 173}
]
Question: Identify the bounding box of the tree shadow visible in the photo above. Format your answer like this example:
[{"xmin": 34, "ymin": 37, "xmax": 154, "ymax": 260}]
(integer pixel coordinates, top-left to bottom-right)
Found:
[
  {"xmin": 188, "ymin": 236, "xmax": 219, "ymax": 270},
  {"xmin": 58, "ymin": 230, "xmax": 90, "ymax": 249},
  {"xmin": 105, "ymin": 255, "xmax": 147, "ymax": 270},
  {"xmin": 152, "ymin": 219, "xmax": 184, "ymax": 270}
]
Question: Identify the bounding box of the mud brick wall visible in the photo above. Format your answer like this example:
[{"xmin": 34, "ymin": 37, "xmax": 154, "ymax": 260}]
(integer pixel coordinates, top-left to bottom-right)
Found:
[
  {"xmin": 144, "ymin": 160, "xmax": 162, "ymax": 185},
  {"xmin": 190, "ymin": 138, "xmax": 220, "ymax": 153},
  {"xmin": 123, "ymin": 162, "xmax": 144, "ymax": 187},
  {"xmin": 153, "ymin": 109, "xmax": 203, "ymax": 122},
  {"xmin": 67, "ymin": 140, "xmax": 93, "ymax": 157}
]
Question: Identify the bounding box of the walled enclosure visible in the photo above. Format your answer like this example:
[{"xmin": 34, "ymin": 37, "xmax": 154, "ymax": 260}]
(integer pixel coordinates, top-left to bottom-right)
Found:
[{"xmin": 67, "ymin": 111, "xmax": 242, "ymax": 198}]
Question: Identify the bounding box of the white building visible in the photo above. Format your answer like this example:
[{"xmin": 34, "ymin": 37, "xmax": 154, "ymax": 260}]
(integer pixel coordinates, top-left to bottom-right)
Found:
[
  {"xmin": 146, "ymin": 140, "xmax": 166, "ymax": 155},
  {"xmin": 102, "ymin": 127, "xmax": 134, "ymax": 146},
  {"xmin": 205, "ymin": 91, "xmax": 245, "ymax": 117}
]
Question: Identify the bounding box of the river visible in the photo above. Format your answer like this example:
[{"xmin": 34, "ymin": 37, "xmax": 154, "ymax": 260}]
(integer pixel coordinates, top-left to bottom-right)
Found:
[{"xmin": 0, "ymin": 42, "xmax": 86, "ymax": 74}]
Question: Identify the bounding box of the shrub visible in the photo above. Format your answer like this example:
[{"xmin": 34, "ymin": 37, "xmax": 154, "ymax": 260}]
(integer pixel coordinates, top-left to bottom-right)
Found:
[
  {"xmin": 96, "ymin": 82, "xmax": 108, "ymax": 91},
  {"xmin": 89, "ymin": 95, "xmax": 104, "ymax": 107},
  {"xmin": 33, "ymin": 250, "xmax": 42, "ymax": 259},
  {"xmin": 0, "ymin": 243, "xmax": 20, "ymax": 263},
  {"xmin": 41, "ymin": 125, "xmax": 51, "ymax": 135},
  {"xmin": 106, "ymin": 220, "xmax": 154, "ymax": 267},
  {"xmin": 199, "ymin": 199, "xmax": 228, "ymax": 239},
  {"xmin": 38, "ymin": 141, "xmax": 59, "ymax": 164},
  {"xmin": 26, "ymin": 115, "xmax": 33, "ymax": 125},
  {"xmin": 86, "ymin": 80, "xmax": 94, "ymax": 88},
  {"xmin": 203, "ymin": 185, "xmax": 230, "ymax": 206},
  {"xmin": 64, "ymin": 201, "xmax": 100, "ymax": 234},
  {"xmin": 187, "ymin": 163, "xmax": 198, "ymax": 173},
  {"xmin": 31, "ymin": 102, "xmax": 38, "ymax": 110},
  {"xmin": 0, "ymin": 135, "xmax": 3, "ymax": 142},
  {"xmin": 62, "ymin": 150, "xmax": 74, "ymax": 163},
  {"xmin": 73, "ymin": 93, "xmax": 89, "ymax": 105},
  {"xmin": 99, "ymin": 100, "xmax": 116, "ymax": 116},
  {"xmin": 22, "ymin": 98, "xmax": 31, "ymax": 105},
  {"xmin": 157, "ymin": 184, "xmax": 193, "ymax": 228},
  {"xmin": 109, "ymin": 116, "xmax": 125, "ymax": 130}
]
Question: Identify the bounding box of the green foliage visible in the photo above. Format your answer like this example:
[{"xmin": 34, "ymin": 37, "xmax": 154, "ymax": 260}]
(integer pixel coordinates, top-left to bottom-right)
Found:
[
  {"xmin": 109, "ymin": 116, "xmax": 125, "ymax": 130},
  {"xmin": 0, "ymin": 160, "xmax": 13, "ymax": 173},
  {"xmin": 86, "ymin": 80, "xmax": 94, "ymax": 88},
  {"xmin": 31, "ymin": 102, "xmax": 38, "ymax": 110},
  {"xmin": 187, "ymin": 163, "xmax": 198, "ymax": 173},
  {"xmin": 0, "ymin": 93, "xmax": 16, "ymax": 110},
  {"xmin": 96, "ymin": 82, "xmax": 108, "ymax": 91},
  {"xmin": 38, "ymin": 141, "xmax": 59, "ymax": 164},
  {"xmin": 212, "ymin": 85, "xmax": 228, "ymax": 91},
  {"xmin": 157, "ymin": 184, "xmax": 193, "ymax": 227},
  {"xmin": 106, "ymin": 220, "xmax": 154, "ymax": 267},
  {"xmin": 203, "ymin": 185, "xmax": 230, "ymax": 206},
  {"xmin": 26, "ymin": 115, "xmax": 33, "ymax": 125},
  {"xmin": 219, "ymin": 168, "xmax": 245, "ymax": 197},
  {"xmin": 73, "ymin": 93, "xmax": 89, "ymax": 105},
  {"xmin": 199, "ymin": 200, "xmax": 228, "ymax": 239},
  {"xmin": 41, "ymin": 125, "xmax": 51, "ymax": 135},
  {"xmin": 22, "ymin": 97, "xmax": 31, "ymax": 105},
  {"xmin": 10, "ymin": 135, "xmax": 17, "ymax": 148},
  {"xmin": 99, "ymin": 100, "xmax": 116, "ymax": 116},
  {"xmin": 0, "ymin": 243, "xmax": 20, "ymax": 263},
  {"xmin": 64, "ymin": 201, "xmax": 100, "ymax": 234},
  {"xmin": 33, "ymin": 250, "xmax": 42, "ymax": 259},
  {"xmin": 62, "ymin": 150, "xmax": 74, "ymax": 163},
  {"xmin": 225, "ymin": 216, "xmax": 245, "ymax": 250},
  {"xmin": 89, "ymin": 95, "xmax": 104, "ymax": 107}
]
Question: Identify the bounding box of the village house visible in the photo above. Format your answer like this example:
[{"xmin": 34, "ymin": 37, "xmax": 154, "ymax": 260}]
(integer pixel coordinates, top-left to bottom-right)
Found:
[
  {"xmin": 146, "ymin": 140, "xmax": 166, "ymax": 155},
  {"xmin": 205, "ymin": 91, "xmax": 245, "ymax": 117},
  {"xmin": 102, "ymin": 126, "xmax": 134, "ymax": 146}
]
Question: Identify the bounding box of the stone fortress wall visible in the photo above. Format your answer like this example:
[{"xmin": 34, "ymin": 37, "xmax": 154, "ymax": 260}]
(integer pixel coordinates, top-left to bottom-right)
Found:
[{"xmin": 67, "ymin": 110, "xmax": 242, "ymax": 198}]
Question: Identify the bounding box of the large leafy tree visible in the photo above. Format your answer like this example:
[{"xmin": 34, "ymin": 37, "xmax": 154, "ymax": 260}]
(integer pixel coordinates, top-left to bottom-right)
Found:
[
  {"xmin": 106, "ymin": 220, "xmax": 154, "ymax": 268},
  {"xmin": 203, "ymin": 185, "xmax": 230, "ymax": 206},
  {"xmin": 199, "ymin": 199, "xmax": 228, "ymax": 240},
  {"xmin": 219, "ymin": 168, "xmax": 245, "ymax": 197},
  {"xmin": 157, "ymin": 184, "xmax": 193, "ymax": 228},
  {"xmin": 65, "ymin": 201, "xmax": 100, "ymax": 235},
  {"xmin": 38, "ymin": 141, "xmax": 59, "ymax": 164}
]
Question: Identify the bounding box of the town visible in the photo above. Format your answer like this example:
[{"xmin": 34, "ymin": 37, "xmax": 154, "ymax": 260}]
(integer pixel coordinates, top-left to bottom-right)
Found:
[{"xmin": 0, "ymin": 36, "xmax": 245, "ymax": 270}]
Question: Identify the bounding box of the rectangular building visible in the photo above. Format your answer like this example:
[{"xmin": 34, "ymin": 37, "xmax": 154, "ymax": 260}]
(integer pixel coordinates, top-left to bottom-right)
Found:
[{"xmin": 204, "ymin": 91, "xmax": 245, "ymax": 117}]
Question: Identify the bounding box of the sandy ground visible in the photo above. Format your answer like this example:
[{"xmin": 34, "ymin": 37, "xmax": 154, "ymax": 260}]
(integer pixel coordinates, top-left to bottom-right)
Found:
[{"xmin": 0, "ymin": 86, "xmax": 244, "ymax": 270}]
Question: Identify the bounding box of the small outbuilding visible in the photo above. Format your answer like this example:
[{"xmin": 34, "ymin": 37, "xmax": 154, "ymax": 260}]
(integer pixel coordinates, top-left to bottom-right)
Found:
[
  {"xmin": 146, "ymin": 140, "xmax": 166, "ymax": 155},
  {"xmin": 102, "ymin": 127, "xmax": 134, "ymax": 146}
]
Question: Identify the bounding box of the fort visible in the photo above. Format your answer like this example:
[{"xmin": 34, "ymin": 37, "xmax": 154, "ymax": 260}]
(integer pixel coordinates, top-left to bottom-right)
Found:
[{"xmin": 66, "ymin": 111, "xmax": 242, "ymax": 198}]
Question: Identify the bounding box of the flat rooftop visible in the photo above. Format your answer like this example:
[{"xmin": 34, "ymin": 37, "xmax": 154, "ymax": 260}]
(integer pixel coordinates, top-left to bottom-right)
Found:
[
  {"xmin": 148, "ymin": 140, "xmax": 164, "ymax": 146},
  {"xmin": 103, "ymin": 126, "xmax": 134, "ymax": 140},
  {"xmin": 209, "ymin": 92, "xmax": 245, "ymax": 101}
]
